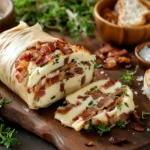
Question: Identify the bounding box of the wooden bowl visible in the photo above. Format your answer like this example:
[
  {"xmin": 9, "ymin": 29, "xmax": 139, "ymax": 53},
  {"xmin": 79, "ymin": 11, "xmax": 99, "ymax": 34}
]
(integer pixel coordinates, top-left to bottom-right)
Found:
[
  {"xmin": 0, "ymin": 0, "xmax": 14, "ymax": 32},
  {"xmin": 94, "ymin": 0, "xmax": 150, "ymax": 46},
  {"xmin": 135, "ymin": 42, "xmax": 150, "ymax": 70}
]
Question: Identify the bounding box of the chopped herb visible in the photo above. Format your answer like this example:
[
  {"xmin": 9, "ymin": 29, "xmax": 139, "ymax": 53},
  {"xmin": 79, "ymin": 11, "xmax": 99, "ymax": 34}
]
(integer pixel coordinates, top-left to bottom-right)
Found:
[
  {"xmin": 51, "ymin": 96, "xmax": 56, "ymax": 99},
  {"xmin": 121, "ymin": 85, "xmax": 126, "ymax": 89},
  {"xmin": 116, "ymin": 120, "xmax": 126, "ymax": 128},
  {"xmin": 94, "ymin": 64, "xmax": 102, "ymax": 69},
  {"xmin": 87, "ymin": 119, "xmax": 94, "ymax": 132},
  {"xmin": 87, "ymin": 120, "xmax": 113, "ymax": 136},
  {"xmin": 24, "ymin": 74, "xmax": 28, "ymax": 78},
  {"xmin": 125, "ymin": 93, "xmax": 129, "ymax": 97},
  {"xmin": 53, "ymin": 54, "xmax": 59, "ymax": 65},
  {"xmin": 71, "ymin": 59, "xmax": 75, "ymax": 62},
  {"xmin": 124, "ymin": 102, "xmax": 129, "ymax": 108},
  {"xmin": 40, "ymin": 64, "xmax": 47, "ymax": 67},
  {"xmin": 88, "ymin": 101, "xmax": 94, "ymax": 106},
  {"xmin": 90, "ymin": 86, "xmax": 97, "ymax": 91},
  {"xmin": 0, "ymin": 99, "xmax": 11, "ymax": 108},
  {"xmin": 141, "ymin": 111, "xmax": 150, "ymax": 119},
  {"xmin": 95, "ymin": 124, "xmax": 113, "ymax": 136},
  {"xmin": 120, "ymin": 66, "xmax": 139, "ymax": 85},
  {"xmin": 115, "ymin": 95, "xmax": 120, "ymax": 99},
  {"xmin": 37, "ymin": 70, "xmax": 40, "ymax": 75},
  {"xmin": 106, "ymin": 93, "xmax": 111, "ymax": 96},
  {"xmin": 117, "ymin": 104, "xmax": 123, "ymax": 111}
]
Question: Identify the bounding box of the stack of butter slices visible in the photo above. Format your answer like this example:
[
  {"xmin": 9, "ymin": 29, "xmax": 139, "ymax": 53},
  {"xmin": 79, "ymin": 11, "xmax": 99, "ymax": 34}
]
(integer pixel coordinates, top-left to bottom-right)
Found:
[{"xmin": 55, "ymin": 78, "xmax": 135, "ymax": 131}]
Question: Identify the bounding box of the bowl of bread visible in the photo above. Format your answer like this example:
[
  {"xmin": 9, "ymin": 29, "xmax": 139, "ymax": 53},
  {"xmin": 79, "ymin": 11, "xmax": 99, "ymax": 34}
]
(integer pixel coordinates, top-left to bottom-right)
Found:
[{"xmin": 94, "ymin": 0, "xmax": 150, "ymax": 45}]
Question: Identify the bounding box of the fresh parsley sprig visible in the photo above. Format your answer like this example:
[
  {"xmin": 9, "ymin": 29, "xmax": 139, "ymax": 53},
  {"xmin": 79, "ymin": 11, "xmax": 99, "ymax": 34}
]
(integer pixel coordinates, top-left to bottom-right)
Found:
[
  {"xmin": 0, "ymin": 98, "xmax": 18, "ymax": 148},
  {"xmin": 120, "ymin": 66, "xmax": 138, "ymax": 85},
  {"xmin": 13, "ymin": 0, "xmax": 97, "ymax": 40}
]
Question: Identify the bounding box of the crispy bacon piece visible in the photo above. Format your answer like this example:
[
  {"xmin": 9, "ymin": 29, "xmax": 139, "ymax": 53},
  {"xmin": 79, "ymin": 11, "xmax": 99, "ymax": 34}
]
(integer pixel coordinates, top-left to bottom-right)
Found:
[
  {"xmin": 107, "ymin": 49, "xmax": 127, "ymax": 57},
  {"xmin": 34, "ymin": 86, "xmax": 46, "ymax": 101},
  {"xmin": 95, "ymin": 43, "xmax": 131, "ymax": 69},
  {"xmin": 64, "ymin": 57, "xmax": 69, "ymax": 64},
  {"xmin": 81, "ymin": 106, "xmax": 97, "ymax": 121},
  {"xmin": 81, "ymin": 76, "xmax": 86, "ymax": 86},
  {"xmin": 77, "ymin": 95, "xmax": 88, "ymax": 100},
  {"xmin": 56, "ymin": 104, "xmax": 74, "ymax": 114},
  {"xmin": 82, "ymin": 61, "xmax": 91, "ymax": 67},
  {"xmin": 60, "ymin": 83, "xmax": 65, "ymax": 92},
  {"xmin": 103, "ymin": 80, "xmax": 116, "ymax": 89},
  {"xmin": 74, "ymin": 67, "xmax": 83, "ymax": 74},
  {"xmin": 97, "ymin": 97, "xmax": 114, "ymax": 109},
  {"xmin": 132, "ymin": 111, "xmax": 141, "ymax": 122},
  {"xmin": 103, "ymin": 57, "xmax": 117, "ymax": 69},
  {"xmin": 130, "ymin": 122, "xmax": 145, "ymax": 132},
  {"xmin": 109, "ymin": 136, "xmax": 127, "ymax": 144},
  {"xmin": 61, "ymin": 46, "xmax": 73, "ymax": 55},
  {"xmin": 118, "ymin": 57, "xmax": 131, "ymax": 64},
  {"xmin": 51, "ymin": 75, "xmax": 59, "ymax": 84}
]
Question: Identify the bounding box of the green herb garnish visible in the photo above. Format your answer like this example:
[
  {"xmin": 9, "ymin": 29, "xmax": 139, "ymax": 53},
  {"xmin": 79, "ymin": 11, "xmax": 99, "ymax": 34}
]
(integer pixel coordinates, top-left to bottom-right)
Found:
[
  {"xmin": 0, "ymin": 98, "xmax": 18, "ymax": 148},
  {"xmin": 53, "ymin": 54, "xmax": 59, "ymax": 65},
  {"xmin": 94, "ymin": 64, "xmax": 103, "ymax": 69},
  {"xmin": 90, "ymin": 86, "xmax": 97, "ymax": 91},
  {"xmin": 40, "ymin": 64, "xmax": 47, "ymax": 67},
  {"xmin": 87, "ymin": 120, "xmax": 113, "ymax": 136},
  {"xmin": 117, "ymin": 104, "xmax": 123, "ymax": 111},
  {"xmin": 124, "ymin": 102, "xmax": 129, "ymax": 108},
  {"xmin": 51, "ymin": 96, "xmax": 56, "ymax": 99},
  {"xmin": 13, "ymin": 0, "xmax": 97, "ymax": 40},
  {"xmin": 120, "ymin": 66, "xmax": 138, "ymax": 85},
  {"xmin": 116, "ymin": 120, "xmax": 126, "ymax": 129},
  {"xmin": 141, "ymin": 111, "xmax": 150, "ymax": 119},
  {"xmin": 88, "ymin": 101, "xmax": 94, "ymax": 106}
]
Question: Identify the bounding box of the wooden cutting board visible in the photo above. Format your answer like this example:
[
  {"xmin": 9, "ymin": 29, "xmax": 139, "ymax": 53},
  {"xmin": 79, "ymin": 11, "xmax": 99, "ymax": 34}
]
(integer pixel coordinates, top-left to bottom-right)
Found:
[{"xmin": 0, "ymin": 31, "xmax": 150, "ymax": 150}]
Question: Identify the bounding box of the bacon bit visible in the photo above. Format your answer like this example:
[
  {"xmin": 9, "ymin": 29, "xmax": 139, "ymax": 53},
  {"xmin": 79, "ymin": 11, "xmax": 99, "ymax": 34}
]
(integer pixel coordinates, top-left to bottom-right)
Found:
[
  {"xmin": 64, "ymin": 57, "xmax": 69, "ymax": 64},
  {"xmin": 48, "ymin": 42, "xmax": 55, "ymax": 51},
  {"xmin": 76, "ymin": 101, "xmax": 81, "ymax": 106},
  {"xmin": 85, "ymin": 141, "xmax": 95, "ymax": 147},
  {"xmin": 81, "ymin": 76, "xmax": 86, "ymax": 86},
  {"xmin": 77, "ymin": 95, "xmax": 88, "ymax": 100},
  {"xmin": 34, "ymin": 86, "xmax": 46, "ymax": 101},
  {"xmin": 60, "ymin": 83, "xmax": 65, "ymax": 92},
  {"xmin": 132, "ymin": 111, "xmax": 141, "ymax": 122},
  {"xmin": 118, "ymin": 57, "xmax": 131, "ymax": 64},
  {"xmin": 15, "ymin": 72, "xmax": 24, "ymax": 83},
  {"xmin": 61, "ymin": 46, "xmax": 73, "ymax": 55},
  {"xmin": 81, "ymin": 107, "xmax": 97, "ymax": 121},
  {"xmin": 40, "ymin": 44, "xmax": 52, "ymax": 55},
  {"xmin": 36, "ymin": 41, "xmax": 41, "ymax": 49},
  {"xmin": 74, "ymin": 67, "xmax": 83, "ymax": 74},
  {"xmin": 130, "ymin": 122, "xmax": 145, "ymax": 132},
  {"xmin": 95, "ymin": 52, "xmax": 105, "ymax": 60},
  {"xmin": 103, "ymin": 57, "xmax": 117, "ymax": 69},
  {"xmin": 51, "ymin": 75, "xmax": 59, "ymax": 84},
  {"xmin": 97, "ymin": 97, "xmax": 114, "ymax": 109},
  {"xmin": 82, "ymin": 61, "xmax": 91, "ymax": 66},
  {"xmin": 107, "ymin": 49, "xmax": 127, "ymax": 57},
  {"xmin": 98, "ymin": 44, "xmax": 114, "ymax": 54},
  {"xmin": 103, "ymin": 80, "xmax": 116, "ymax": 89},
  {"xmin": 27, "ymin": 88, "xmax": 32, "ymax": 93},
  {"xmin": 65, "ymin": 72, "xmax": 74, "ymax": 79},
  {"xmin": 56, "ymin": 104, "xmax": 74, "ymax": 114},
  {"xmin": 109, "ymin": 136, "xmax": 127, "ymax": 144},
  {"xmin": 33, "ymin": 80, "xmax": 42, "ymax": 94}
]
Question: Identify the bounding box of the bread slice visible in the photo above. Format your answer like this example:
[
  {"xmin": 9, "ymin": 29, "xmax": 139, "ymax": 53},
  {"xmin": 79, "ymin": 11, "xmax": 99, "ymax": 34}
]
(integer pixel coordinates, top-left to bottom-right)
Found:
[
  {"xmin": 144, "ymin": 69, "xmax": 150, "ymax": 99},
  {"xmin": 118, "ymin": 0, "xmax": 150, "ymax": 27}
]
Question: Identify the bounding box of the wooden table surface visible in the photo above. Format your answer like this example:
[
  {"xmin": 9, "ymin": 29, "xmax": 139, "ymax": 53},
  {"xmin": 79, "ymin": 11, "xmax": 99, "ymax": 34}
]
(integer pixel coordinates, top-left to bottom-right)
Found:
[{"xmin": 0, "ymin": 30, "xmax": 150, "ymax": 150}]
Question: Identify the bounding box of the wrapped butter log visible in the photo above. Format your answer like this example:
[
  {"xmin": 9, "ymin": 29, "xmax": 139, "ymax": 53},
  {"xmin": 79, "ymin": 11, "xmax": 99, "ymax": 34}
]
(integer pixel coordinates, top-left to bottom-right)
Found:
[
  {"xmin": 0, "ymin": 22, "xmax": 96, "ymax": 109},
  {"xmin": 55, "ymin": 79, "xmax": 135, "ymax": 131}
]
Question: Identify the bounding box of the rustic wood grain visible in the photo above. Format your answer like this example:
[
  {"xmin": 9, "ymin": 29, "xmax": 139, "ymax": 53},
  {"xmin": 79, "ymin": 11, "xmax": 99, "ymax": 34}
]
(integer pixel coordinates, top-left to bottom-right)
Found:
[{"xmin": 0, "ymin": 31, "xmax": 150, "ymax": 150}]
